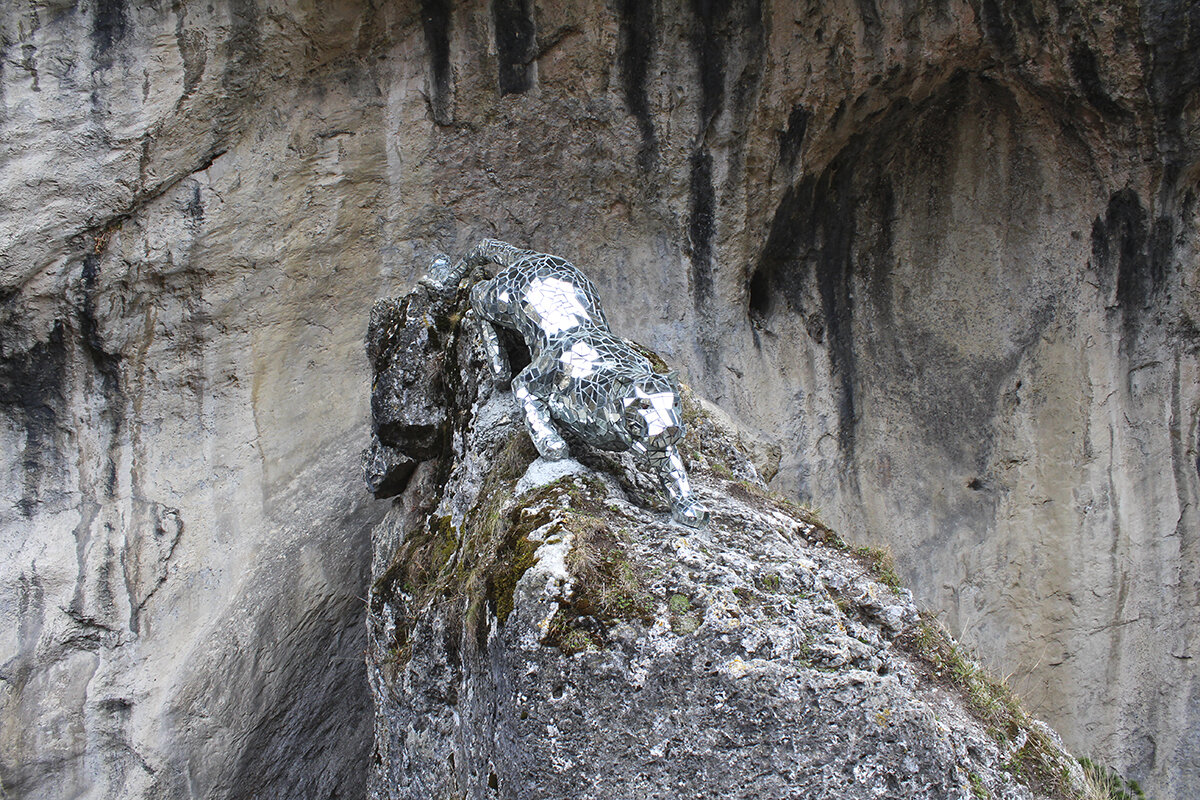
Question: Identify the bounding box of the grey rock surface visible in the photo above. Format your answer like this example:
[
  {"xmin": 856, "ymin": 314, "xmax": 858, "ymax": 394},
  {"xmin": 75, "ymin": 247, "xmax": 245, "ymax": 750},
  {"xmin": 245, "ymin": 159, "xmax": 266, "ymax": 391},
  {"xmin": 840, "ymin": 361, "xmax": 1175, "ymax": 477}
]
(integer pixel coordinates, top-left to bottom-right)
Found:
[
  {"xmin": 365, "ymin": 282, "xmax": 1097, "ymax": 800},
  {"xmin": 0, "ymin": 2, "xmax": 393, "ymax": 797},
  {"xmin": 1, "ymin": 0, "xmax": 1197, "ymax": 797}
]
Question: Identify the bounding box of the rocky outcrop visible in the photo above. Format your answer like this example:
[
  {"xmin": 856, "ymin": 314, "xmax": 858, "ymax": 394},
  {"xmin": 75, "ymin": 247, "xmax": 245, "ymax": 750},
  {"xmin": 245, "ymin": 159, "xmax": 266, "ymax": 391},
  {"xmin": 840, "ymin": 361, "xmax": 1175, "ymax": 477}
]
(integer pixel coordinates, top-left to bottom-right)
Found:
[
  {"xmin": 2, "ymin": 0, "xmax": 1196, "ymax": 797},
  {"xmin": 365, "ymin": 272, "xmax": 1105, "ymax": 800}
]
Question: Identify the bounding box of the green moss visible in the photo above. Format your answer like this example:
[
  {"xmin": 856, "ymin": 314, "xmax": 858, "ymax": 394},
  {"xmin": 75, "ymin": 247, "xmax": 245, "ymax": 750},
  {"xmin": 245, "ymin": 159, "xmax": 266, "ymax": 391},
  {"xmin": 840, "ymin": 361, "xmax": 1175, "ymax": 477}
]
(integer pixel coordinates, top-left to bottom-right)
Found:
[
  {"xmin": 666, "ymin": 592, "xmax": 701, "ymax": 634},
  {"xmin": 544, "ymin": 508, "xmax": 655, "ymax": 653},
  {"xmin": 710, "ymin": 462, "xmax": 735, "ymax": 479},
  {"xmin": 732, "ymin": 585, "xmax": 759, "ymax": 604},
  {"xmin": 668, "ymin": 593, "xmax": 692, "ymax": 614},
  {"xmin": 488, "ymin": 531, "xmax": 541, "ymax": 623},
  {"xmin": 545, "ymin": 612, "xmax": 602, "ymax": 654},
  {"xmin": 968, "ymin": 771, "xmax": 990, "ymax": 799},
  {"xmin": 899, "ymin": 614, "xmax": 1093, "ymax": 800},
  {"xmin": 371, "ymin": 430, "xmax": 542, "ymax": 666},
  {"xmin": 757, "ymin": 572, "xmax": 782, "ymax": 593},
  {"xmin": 853, "ymin": 545, "xmax": 903, "ymax": 593},
  {"xmin": 795, "ymin": 634, "xmax": 814, "ymax": 668},
  {"xmin": 1079, "ymin": 759, "xmax": 1148, "ymax": 800}
]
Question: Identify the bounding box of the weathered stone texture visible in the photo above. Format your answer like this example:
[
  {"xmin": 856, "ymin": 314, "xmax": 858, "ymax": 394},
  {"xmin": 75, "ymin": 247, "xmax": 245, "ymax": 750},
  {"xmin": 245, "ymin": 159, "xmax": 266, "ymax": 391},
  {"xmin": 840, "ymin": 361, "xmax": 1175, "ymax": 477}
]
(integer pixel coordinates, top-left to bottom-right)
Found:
[
  {"xmin": 1, "ymin": 2, "xmax": 395, "ymax": 797},
  {"xmin": 364, "ymin": 279, "xmax": 1096, "ymax": 800},
  {"xmin": 2, "ymin": 0, "xmax": 1197, "ymax": 797}
]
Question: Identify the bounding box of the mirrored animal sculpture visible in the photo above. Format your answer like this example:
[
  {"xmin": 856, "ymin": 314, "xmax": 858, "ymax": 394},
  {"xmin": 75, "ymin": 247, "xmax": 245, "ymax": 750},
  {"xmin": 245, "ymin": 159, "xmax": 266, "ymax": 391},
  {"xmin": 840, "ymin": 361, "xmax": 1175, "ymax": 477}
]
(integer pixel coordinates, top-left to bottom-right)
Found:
[{"xmin": 424, "ymin": 239, "xmax": 708, "ymax": 527}]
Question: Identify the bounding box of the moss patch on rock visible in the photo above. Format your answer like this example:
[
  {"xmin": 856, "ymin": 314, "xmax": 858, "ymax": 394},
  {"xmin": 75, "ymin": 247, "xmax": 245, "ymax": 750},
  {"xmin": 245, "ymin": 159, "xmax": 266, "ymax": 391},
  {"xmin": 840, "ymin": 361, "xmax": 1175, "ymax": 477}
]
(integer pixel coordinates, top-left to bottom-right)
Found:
[
  {"xmin": 545, "ymin": 520, "xmax": 654, "ymax": 652},
  {"xmin": 898, "ymin": 614, "xmax": 1118, "ymax": 800},
  {"xmin": 372, "ymin": 430, "xmax": 544, "ymax": 665}
]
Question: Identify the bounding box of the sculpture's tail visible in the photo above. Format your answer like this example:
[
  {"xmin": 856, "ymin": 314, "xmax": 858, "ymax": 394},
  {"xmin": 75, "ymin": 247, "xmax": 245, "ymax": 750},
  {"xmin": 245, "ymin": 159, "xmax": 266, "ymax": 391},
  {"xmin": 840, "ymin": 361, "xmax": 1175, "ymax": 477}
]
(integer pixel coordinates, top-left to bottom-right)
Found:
[{"xmin": 418, "ymin": 253, "xmax": 470, "ymax": 291}]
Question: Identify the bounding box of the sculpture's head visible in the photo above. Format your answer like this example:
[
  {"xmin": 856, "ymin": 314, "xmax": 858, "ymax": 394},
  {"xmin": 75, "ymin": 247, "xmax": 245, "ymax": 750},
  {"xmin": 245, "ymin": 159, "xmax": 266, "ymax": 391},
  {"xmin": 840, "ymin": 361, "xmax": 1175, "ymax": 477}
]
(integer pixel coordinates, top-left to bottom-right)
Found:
[{"xmin": 621, "ymin": 372, "xmax": 684, "ymax": 456}]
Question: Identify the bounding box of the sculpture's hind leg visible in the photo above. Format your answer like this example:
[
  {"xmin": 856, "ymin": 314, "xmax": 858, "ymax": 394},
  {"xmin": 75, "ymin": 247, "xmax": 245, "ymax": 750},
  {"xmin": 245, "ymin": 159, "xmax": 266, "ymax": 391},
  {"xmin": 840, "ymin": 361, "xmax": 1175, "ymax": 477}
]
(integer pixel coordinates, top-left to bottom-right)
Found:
[
  {"xmin": 512, "ymin": 359, "xmax": 569, "ymax": 461},
  {"xmin": 470, "ymin": 279, "xmax": 512, "ymax": 385}
]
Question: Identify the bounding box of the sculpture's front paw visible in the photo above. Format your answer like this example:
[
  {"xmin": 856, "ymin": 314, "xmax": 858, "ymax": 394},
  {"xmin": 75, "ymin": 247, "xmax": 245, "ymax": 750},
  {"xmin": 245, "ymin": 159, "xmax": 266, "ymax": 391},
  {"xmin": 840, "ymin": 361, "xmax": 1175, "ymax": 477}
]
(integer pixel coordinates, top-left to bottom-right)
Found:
[
  {"xmin": 534, "ymin": 434, "xmax": 570, "ymax": 461},
  {"xmin": 671, "ymin": 498, "xmax": 709, "ymax": 528}
]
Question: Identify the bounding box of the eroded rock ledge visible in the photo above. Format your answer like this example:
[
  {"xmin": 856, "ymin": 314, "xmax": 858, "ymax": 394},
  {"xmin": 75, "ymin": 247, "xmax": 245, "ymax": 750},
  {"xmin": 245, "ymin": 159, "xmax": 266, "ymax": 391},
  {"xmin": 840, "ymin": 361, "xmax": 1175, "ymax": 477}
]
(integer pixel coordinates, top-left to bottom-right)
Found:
[{"xmin": 363, "ymin": 278, "xmax": 1105, "ymax": 800}]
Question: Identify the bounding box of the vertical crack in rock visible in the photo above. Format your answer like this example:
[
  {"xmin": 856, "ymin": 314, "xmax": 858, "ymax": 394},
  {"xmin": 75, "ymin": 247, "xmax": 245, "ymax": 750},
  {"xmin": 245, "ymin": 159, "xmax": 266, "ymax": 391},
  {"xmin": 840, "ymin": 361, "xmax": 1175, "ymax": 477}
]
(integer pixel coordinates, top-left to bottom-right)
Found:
[
  {"xmin": 421, "ymin": 0, "xmax": 454, "ymax": 124},
  {"xmin": 493, "ymin": 0, "xmax": 535, "ymax": 95},
  {"xmin": 617, "ymin": 0, "xmax": 656, "ymax": 172},
  {"xmin": 128, "ymin": 505, "xmax": 184, "ymax": 635}
]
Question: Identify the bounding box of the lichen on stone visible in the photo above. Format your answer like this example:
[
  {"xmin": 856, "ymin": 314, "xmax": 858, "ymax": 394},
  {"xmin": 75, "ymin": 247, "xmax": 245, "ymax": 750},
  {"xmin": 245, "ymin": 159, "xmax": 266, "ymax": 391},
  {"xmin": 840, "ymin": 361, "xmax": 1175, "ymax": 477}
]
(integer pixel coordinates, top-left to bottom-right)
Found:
[{"xmin": 365, "ymin": 275, "xmax": 1116, "ymax": 800}]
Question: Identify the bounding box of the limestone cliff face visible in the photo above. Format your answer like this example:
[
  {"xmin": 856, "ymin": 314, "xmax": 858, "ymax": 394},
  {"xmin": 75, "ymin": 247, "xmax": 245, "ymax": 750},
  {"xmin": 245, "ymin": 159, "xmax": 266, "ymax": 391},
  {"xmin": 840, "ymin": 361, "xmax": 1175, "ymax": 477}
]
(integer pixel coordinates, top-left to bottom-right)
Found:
[
  {"xmin": 1, "ymin": 0, "xmax": 1196, "ymax": 798},
  {"xmin": 0, "ymin": 2, "xmax": 394, "ymax": 797}
]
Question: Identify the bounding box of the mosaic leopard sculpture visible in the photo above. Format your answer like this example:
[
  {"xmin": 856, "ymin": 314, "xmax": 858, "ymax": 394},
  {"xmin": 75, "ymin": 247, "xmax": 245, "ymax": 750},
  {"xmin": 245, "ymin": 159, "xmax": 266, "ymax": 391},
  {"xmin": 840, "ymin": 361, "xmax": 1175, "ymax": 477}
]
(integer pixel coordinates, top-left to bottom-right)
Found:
[{"xmin": 424, "ymin": 239, "xmax": 708, "ymax": 527}]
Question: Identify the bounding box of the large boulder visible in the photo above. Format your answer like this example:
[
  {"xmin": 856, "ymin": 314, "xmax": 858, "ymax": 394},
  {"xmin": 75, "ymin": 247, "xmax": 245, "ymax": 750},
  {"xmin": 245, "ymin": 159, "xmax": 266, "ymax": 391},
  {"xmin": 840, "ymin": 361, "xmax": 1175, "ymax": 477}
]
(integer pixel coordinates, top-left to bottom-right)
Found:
[{"xmin": 364, "ymin": 278, "xmax": 1103, "ymax": 800}]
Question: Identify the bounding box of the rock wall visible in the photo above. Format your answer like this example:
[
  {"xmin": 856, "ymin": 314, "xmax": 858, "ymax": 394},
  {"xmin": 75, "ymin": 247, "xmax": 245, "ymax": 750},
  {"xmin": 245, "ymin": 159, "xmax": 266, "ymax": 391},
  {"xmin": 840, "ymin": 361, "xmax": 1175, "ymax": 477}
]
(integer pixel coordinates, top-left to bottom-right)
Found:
[
  {"xmin": 1, "ymin": 0, "xmax": 1197, "ymax": 798},
  {"xmin": 0, "ymin": 2, "xmax": 396, "ymax": 797}
]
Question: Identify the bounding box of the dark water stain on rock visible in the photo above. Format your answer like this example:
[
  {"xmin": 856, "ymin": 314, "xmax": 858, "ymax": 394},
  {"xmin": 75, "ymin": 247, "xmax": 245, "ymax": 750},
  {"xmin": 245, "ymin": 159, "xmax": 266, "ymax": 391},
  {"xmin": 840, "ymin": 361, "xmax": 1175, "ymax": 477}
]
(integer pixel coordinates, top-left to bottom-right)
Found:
[
  {"xmin": 1142, "ymin": 0, "xmax": 1200, "ymax": 165},
  {"xmin": 978, "ymin": 0, "xmax": 1015, "ymax": 55},
  {"xmin": 691, "ymin": 0, "xmax": 726, "ymax": 129},
  {"xmin": 81, "ymin": 254, "xmax": 125, "ymax": 498},
  {"xmin": 91, "ymin": 0, "xmax": 127, "ymax": 65},
  {"xmin": 688, "ymin": 150, "xmax": 715, "ymax": 308},
  {"xmin": 751, "ymin": 165, "xmax": 859, "ymax": 457},
  {"xmin": 185, "ymin": 182, "xmax": 204, "ymax": 222},
  {"xmin": 174, "ymin": 5, "xmax": 207, "ymax": 109},
  {"xmin": 724, "ymin": 0, "xmax": 765, "ymax": 129},
  {"xmin": 1068, "ymin": 39, "xmax": 1126, "ymax": 119},
  {"xmin": 855, "ymin": 0, "xmax": 883, "ymax": 48},
  {"xmin": 686, "ymin": 0, "xmax": 765, "ymax": 312},
  {"xmin": 493, "ymin": 0, "xmax": 535, "ymax": 95},
  {"xmin": 0, "ymin": 320, "xmax": 69, "ymax": 517},
  {"xmin": 778, "ymin": 104, "xmax": 810, "ymax": 169},
  {"xmin": 421, "ymin": 0, "xmax": 453, "ymax": 124},
  {"xmin": 618, "ymin": 0, "xmax": 656, "ymax": 171},
  {"xmin": 1091, "ymin": 189, "xmax": 1173, "ymax": 344},
  {"xmin": 80, "ymin": 255, "xmax": 123, "ymax": 410},
  {"xmin": 221, "ymin": 0, "xmax": 262, "ymax": 103},
  {"xmin": 750, "ymin": 73, "xmax": 1064, "ymax": 469}
]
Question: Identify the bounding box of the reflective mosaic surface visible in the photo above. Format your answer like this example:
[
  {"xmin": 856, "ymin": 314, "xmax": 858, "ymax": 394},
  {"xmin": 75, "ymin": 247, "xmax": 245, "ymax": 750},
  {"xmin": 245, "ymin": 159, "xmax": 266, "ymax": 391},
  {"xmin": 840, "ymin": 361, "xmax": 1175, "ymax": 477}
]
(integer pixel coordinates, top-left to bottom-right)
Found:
[{"xmin": 429, "ymin": 239, "xmax": 707, "ymax": 527}]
